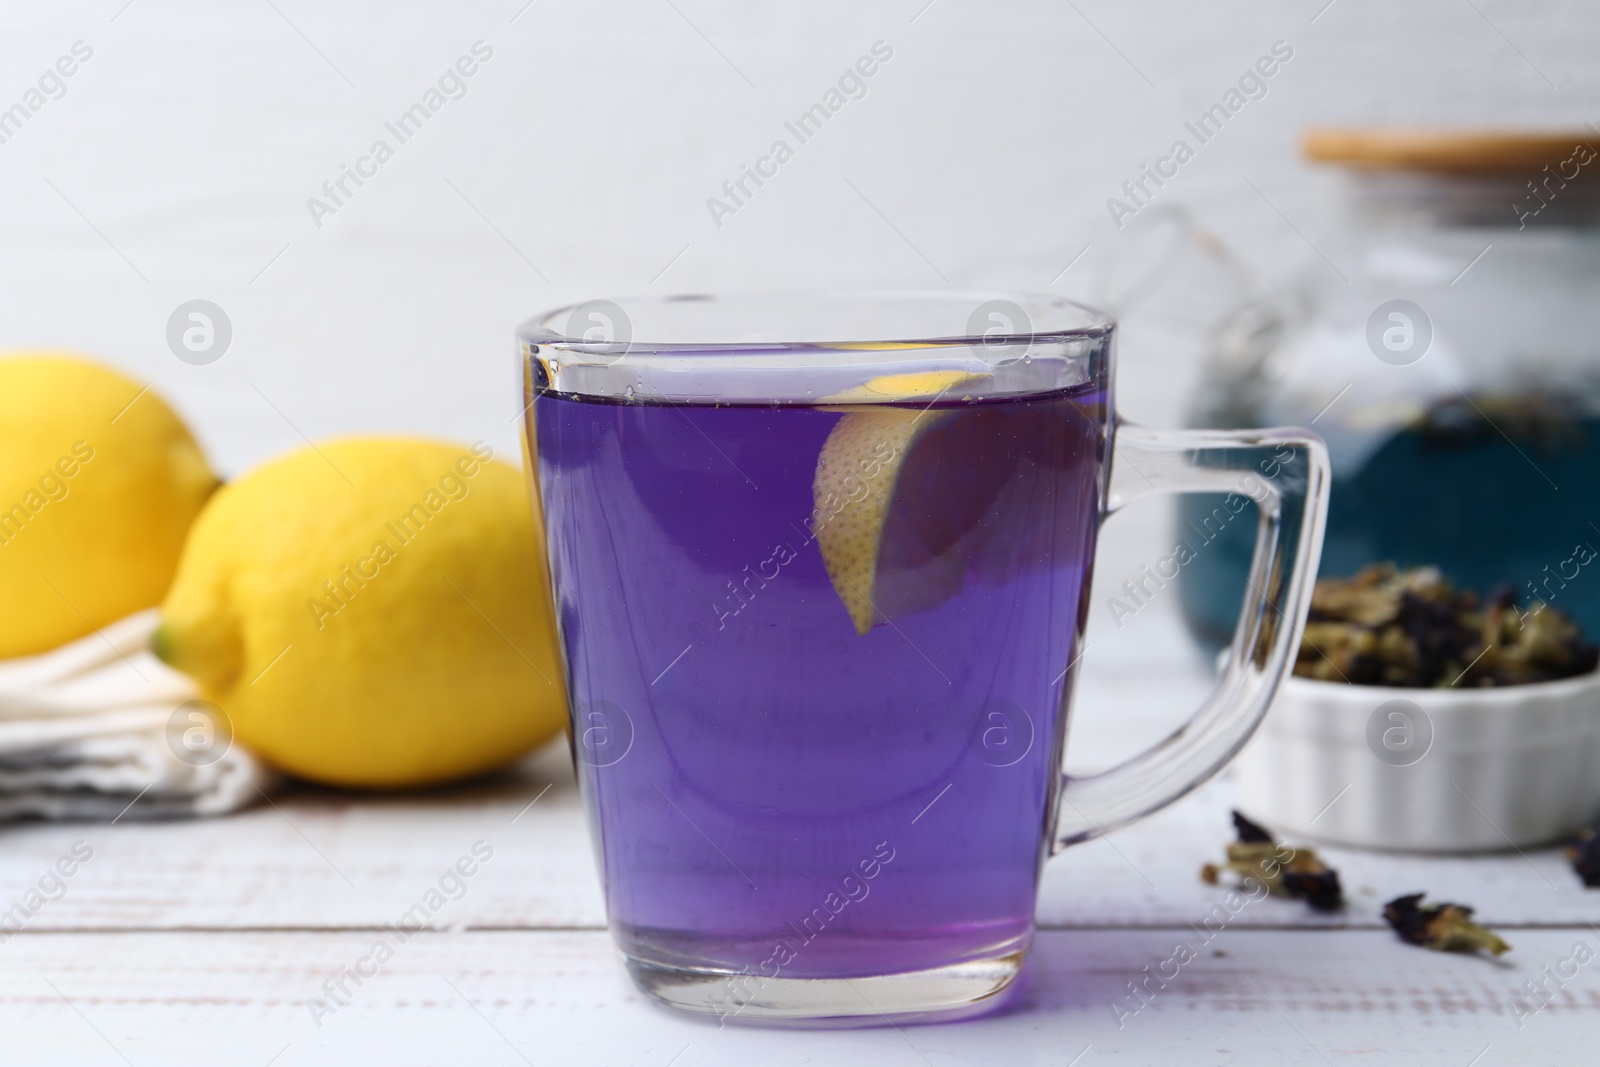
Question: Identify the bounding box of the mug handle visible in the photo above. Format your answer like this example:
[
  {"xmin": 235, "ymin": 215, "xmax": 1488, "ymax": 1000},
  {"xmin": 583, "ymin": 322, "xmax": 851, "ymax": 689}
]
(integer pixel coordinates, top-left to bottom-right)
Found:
[{"xmin": 1051, "ymin": 422, "xmax": 1330, "ymax": 851}]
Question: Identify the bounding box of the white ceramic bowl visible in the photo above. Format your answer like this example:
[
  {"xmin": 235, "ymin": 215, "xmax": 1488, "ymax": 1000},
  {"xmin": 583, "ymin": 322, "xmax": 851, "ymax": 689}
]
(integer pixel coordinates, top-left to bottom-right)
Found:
[{"xmin": 1234, "ymin": 669, "xmax": 1600, "ymax": 851}]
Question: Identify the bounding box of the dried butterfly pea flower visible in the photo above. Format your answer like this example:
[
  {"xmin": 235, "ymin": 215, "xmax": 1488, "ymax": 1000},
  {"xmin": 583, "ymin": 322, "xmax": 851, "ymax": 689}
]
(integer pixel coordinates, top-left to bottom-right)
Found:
[
  {"xmin": 1382, "ymin": 893, "xmax": 1510, "ymax": 957},
  {"xmin": 1231, "ymin": 810, "xmax": 1272, "ymax": 843},
  {"xmin": 1566, "ymin": 828, "xmax": 1600, "ymax": 888},
  {"xmin": 1296, "ymin": 564, "xmax": 1598, "ymax": 688},
  {"xmin": 1281, "ymin": 865, "xmax": 1344, "ymax": 914},
  {"xmin": 1199, "ymin": 811, "xmax": 1345, "ymax": 912},
  {"xmin": 1309, "ymin": 568, "xmax": 1401, "ymax": 628},
  {"xmin": 1297, "ymin": 622, "xmax": 1378, "ymax": 683}
]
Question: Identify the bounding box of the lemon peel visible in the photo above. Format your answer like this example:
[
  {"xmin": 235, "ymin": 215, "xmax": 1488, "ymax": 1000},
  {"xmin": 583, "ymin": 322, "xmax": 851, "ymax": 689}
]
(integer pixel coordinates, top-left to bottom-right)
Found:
[
  {"xmin": 824, "ymin": 341, "xmax": 958, "ymax": 353},
  {"xmin": 812, "ymin": 371, "xmax": 986, "ymax": 635},
  {"xmin": 826, "ymin": 369, "xmax": 982, "ymax": 402}
]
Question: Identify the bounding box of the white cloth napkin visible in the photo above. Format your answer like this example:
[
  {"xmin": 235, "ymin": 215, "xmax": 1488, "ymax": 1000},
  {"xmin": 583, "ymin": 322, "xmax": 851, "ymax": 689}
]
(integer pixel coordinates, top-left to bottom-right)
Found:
[{"xmin": 0, "ymin": 610, "xmax": 275, "ymax": 821}]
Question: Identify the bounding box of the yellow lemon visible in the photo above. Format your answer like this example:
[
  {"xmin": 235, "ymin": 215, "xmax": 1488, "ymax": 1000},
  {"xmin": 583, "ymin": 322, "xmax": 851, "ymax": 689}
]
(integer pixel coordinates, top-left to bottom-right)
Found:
[
  {"xmin": 812, "ymin": 371, "xmax": 987, "ymax": 634},
  {"xmin": 0, "ymin": 352, "xmax": 217, "ymax": 658},
  {"xmin": 155, "ymin": 437, "xmax": 566, "ymax": 788}
]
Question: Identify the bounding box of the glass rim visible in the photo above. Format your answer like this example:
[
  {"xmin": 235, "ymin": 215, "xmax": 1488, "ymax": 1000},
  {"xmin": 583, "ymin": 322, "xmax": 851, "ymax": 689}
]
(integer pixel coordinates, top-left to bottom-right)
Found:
[{"xmin": 517, "ymin": 289, "xmax": 1115, "ymax": 357}]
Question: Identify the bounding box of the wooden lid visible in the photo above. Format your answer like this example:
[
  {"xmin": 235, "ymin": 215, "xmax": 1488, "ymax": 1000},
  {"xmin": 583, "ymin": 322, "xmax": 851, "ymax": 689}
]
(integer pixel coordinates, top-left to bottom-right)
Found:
[{"xmin": 1303, "ymin": 127, "xmax": 1599, "ymax": 173}]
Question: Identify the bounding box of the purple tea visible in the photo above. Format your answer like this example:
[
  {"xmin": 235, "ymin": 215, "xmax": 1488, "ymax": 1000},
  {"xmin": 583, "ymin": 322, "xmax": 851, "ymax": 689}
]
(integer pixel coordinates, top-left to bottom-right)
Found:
[{"xmin": 531, "ymin": 383, "xmax": 1107, "ymax": 986}]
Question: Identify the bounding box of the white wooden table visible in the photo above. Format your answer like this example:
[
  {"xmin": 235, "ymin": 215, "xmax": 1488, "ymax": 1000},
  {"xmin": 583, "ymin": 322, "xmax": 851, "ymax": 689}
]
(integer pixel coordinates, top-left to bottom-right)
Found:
[{"xmin": 1, "ymin": 618, "xmax": 1592, "ymax": 1067}]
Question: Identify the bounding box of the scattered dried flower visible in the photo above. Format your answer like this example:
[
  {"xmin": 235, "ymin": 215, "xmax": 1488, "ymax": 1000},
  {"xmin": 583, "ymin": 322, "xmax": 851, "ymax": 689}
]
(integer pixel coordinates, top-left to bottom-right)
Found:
[
  {"xmin": 1382, "ymin": 893, "xmax": 1510, "ymax": 957},
  {"xmin": 1565, "ymin": 828, "xmax": 1600, "ymax": 888},
  {"xmin": 1200, "ymin": 811, "xmax": 1344, "ymax": 912},
  {"xmin": 1230, "ymin": 809, "xmax": 1271, "ymax": 844}
]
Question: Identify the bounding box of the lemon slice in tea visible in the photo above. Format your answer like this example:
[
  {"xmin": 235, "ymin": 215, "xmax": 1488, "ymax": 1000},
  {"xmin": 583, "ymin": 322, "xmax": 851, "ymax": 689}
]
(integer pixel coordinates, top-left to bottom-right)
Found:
[{"xmin": 812, "ymin": 371, "xmax": 1004, "ymax": 634}]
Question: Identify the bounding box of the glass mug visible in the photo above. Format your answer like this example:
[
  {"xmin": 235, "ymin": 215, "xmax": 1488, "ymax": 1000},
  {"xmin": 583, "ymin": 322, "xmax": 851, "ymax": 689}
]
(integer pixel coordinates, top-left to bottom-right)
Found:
[{"xmin": 518, "ymin": 292, "xmax": 1329, "ymax": 1024}]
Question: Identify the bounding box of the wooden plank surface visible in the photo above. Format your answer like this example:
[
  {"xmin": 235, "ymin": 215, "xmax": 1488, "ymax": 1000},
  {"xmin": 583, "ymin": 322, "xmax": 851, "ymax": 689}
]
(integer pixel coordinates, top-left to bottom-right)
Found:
[
  {"xmin": 0, "ymin": 650, "xmax": 1592, "ymax": 1067},
  {"xmin": 0, "ymin": 764, "xmax": 1587, "ymax": 933},
  {"xmin": 0, "ymin": 670, "xmax": 1589, "ymax": 934},
  {"xmin": 2, "ymin": 929, "xmax": 1593, "ymax": 1066}
]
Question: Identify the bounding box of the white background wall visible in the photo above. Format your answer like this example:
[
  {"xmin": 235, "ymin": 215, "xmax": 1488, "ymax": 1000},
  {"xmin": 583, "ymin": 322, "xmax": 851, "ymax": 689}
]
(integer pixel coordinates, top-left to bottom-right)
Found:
[{"xmin": 3, "ymin": 0, "xmax": 1596, "ymax": 733}]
